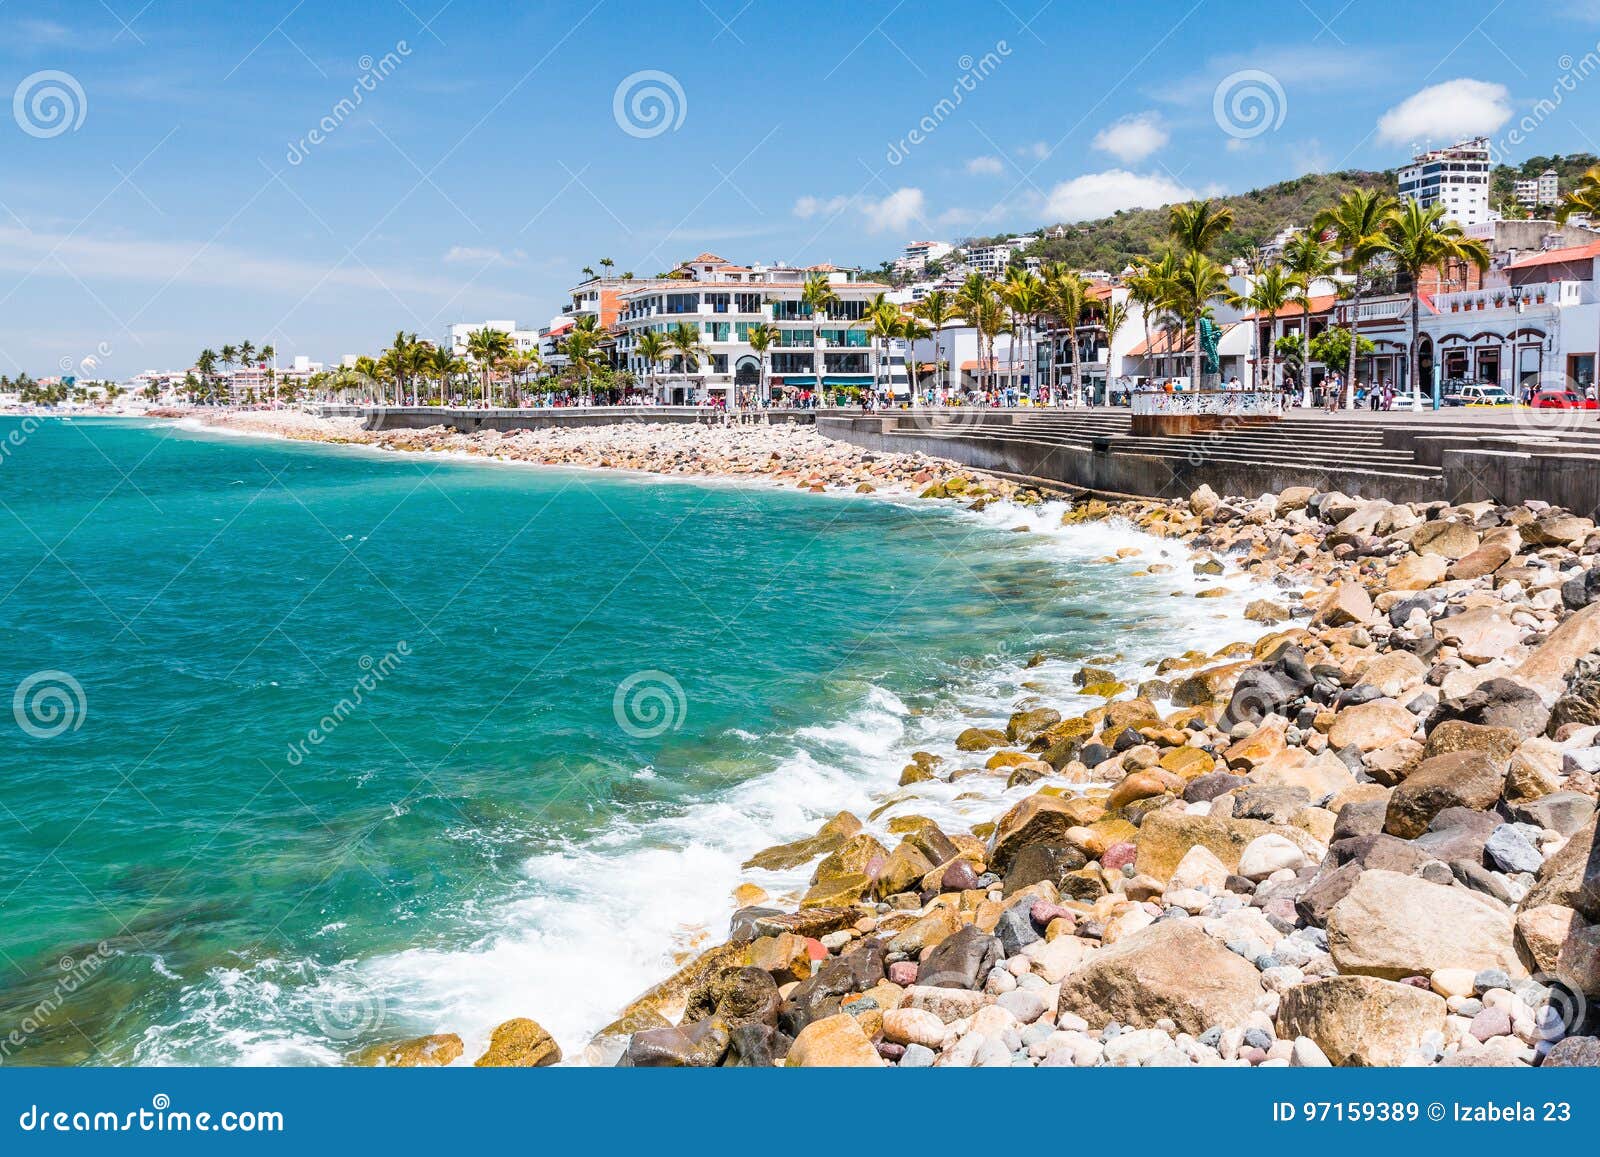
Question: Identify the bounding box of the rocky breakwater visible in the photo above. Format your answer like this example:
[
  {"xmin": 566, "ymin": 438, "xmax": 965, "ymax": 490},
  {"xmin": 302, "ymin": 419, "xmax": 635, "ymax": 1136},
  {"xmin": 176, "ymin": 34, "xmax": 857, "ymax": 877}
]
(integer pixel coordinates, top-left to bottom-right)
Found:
[
  {"xmin": 236, "ymin": 412, "xmax": 1015, "ymax": 498},
  {"xmin": 562, "ymin": 484, "xmax": 1600, "ymax": 1068}
]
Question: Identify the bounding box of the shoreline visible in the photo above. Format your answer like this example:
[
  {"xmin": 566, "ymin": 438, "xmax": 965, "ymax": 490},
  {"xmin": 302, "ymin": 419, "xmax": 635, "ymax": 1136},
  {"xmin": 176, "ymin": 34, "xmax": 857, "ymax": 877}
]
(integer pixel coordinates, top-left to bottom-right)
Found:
[
  {"xmin": 19, "ymin": 409, "xmax": 1598, "ymax": 1068},
  {"xmin": 418, "ymin": 481, "xmax": 1600, "ymax": 1069}
]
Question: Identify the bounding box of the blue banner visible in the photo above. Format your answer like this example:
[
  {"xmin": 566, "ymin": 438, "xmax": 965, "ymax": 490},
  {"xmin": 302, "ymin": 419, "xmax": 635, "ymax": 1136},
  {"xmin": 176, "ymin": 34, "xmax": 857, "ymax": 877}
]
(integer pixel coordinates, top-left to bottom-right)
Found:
[{"xmin": 0, "ymin": 1068, "xmax": 1590, "ymax": 1152}]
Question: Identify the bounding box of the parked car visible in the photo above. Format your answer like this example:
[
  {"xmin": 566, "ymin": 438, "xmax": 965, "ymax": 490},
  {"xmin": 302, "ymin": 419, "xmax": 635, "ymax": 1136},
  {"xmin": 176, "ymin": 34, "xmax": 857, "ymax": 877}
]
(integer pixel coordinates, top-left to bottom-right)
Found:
[
  {"xmin": 1531, "ymin": 389, "xmax": 1598, "ymax": 410},
  {"xmin": 1443, "ymin": 383, "xmax": 1516, "ymax": 406}
]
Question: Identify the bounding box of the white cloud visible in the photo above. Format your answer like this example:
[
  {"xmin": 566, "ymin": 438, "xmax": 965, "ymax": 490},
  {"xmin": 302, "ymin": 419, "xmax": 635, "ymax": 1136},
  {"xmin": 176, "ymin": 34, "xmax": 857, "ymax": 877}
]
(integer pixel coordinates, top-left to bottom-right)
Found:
[
  {"xmin": 0, "ymin": 225, "xmax": 502, "ymax": 300},
  {"xmin": 965, "ymin": 155, "xmax": 1005, "ymax": 176},
  {"xmin": 793, "ymin": 194, "xmax": 850, "ymax": 219},
  {"xmin": 1043, "ymin": 170, "xmax": 1196, "ymax": 222},
  {"xmin": 1092, "ymin": 112, "xmax": 1168, "ymax": 163},
  {"xmin": 1017, "ymin": 141, "xmax": 1051, "ymax": 160},
  {"xmin": 443, "ymin": 245, "xmax": 525, "ymax": 266},
  {"xmin": 1376, "ymin": 78, "xmax": 1511, "ymax": 145},
  {"xmin": 860, "ymin": 187, "xmax": 926, "ymax": 233}
]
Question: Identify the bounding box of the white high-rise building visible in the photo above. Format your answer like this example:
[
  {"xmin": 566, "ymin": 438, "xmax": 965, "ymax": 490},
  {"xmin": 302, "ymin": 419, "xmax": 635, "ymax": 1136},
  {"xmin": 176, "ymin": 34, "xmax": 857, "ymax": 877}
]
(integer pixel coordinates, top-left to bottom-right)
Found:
[
  {"xmin": 893, "ymin": 240, "xmax": 953, "ymax": 277},
  {"xmin": 1513, "ymin": 169, "xmax": 1560, "ymax": 209},
  {"xmin": 446, "ymin": 320, "xmax": 541, "ymax": 356},
  {"xmin": 1397, "ymin": 138, "xmax": 1492, "ymax": 226}
]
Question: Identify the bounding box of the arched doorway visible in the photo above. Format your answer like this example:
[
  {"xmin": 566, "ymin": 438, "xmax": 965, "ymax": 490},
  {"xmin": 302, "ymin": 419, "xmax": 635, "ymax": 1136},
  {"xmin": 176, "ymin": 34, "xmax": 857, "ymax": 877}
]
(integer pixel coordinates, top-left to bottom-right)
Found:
[
  {"xmin": 734, "ymin": 356, "xmax": 761, "ymax": 404},
  {"xmin": 1417, "ymin": 335, "xmax": 1434, "ymax": 400}
]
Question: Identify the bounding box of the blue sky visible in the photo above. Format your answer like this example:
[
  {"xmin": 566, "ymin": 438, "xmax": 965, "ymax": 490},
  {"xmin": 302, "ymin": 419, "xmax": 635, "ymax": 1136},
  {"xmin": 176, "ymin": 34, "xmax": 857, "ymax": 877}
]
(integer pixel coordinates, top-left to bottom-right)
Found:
[{"xmin": 5, "ymin": 0, "xmax": 1600, "ymax": 377}]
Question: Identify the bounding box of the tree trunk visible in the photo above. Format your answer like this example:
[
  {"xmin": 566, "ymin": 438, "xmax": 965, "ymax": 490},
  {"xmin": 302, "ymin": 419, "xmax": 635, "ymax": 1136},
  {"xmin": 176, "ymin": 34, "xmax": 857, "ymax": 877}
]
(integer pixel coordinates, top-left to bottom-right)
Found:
[{"xmin": 1301, "ymin": 307, "xmax": 1312, "ymax": 406}]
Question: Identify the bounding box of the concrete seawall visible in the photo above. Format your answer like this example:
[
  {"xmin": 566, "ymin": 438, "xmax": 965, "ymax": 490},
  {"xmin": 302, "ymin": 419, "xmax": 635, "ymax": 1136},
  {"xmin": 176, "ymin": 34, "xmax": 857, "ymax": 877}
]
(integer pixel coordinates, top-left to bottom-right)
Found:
[{"xmin": 818, "ymin": 412, "xmax": 1600, "ymax": 515}]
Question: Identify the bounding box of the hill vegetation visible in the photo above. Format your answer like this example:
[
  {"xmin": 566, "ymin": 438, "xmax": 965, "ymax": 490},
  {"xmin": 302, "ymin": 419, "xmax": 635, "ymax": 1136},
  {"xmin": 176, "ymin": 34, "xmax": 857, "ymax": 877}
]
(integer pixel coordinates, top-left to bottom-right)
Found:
[{"xmin": 872, "ymin": 153, "xmax": 1598, "ymax": 280}]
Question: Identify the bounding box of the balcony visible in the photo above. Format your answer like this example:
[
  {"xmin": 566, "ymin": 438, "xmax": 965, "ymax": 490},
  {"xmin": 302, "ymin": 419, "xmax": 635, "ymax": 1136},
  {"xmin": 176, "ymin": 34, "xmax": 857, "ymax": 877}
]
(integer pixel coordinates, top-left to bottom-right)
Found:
[{"xmin": 1432, "ymin": 280, "xmax": 1590, "ymax": 316}]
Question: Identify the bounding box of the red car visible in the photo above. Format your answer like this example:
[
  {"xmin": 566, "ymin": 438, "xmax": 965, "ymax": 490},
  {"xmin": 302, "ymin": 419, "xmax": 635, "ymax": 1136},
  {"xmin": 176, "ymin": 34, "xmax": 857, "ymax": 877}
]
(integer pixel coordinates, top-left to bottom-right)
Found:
[{"xmin": 1531, "ymin": 390, "xmax": 1598, "ymax": 409}]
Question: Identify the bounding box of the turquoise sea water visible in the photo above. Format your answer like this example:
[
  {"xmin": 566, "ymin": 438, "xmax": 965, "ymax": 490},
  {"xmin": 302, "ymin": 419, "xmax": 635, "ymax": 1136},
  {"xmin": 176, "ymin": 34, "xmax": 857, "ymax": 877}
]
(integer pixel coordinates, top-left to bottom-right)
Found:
[{"xmin": 0, "ymin": 417, "xmax": 1260, "ymax": 1065}]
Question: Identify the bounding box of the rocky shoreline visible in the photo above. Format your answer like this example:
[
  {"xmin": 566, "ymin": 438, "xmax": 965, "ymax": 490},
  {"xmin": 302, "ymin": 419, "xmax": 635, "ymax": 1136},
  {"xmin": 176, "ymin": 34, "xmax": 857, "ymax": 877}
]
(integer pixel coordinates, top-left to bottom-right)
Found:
[
  {"xmin": 188, "ymin": 412, "xmax": 1600, "ymax": 1069},
  {"xmin": 177, "ymin": 409, "xmax": 1010, "ymax": 498},
  {"xmin": 424, "ymin": 482, "xmax": 1599, "ymax": 1069}
]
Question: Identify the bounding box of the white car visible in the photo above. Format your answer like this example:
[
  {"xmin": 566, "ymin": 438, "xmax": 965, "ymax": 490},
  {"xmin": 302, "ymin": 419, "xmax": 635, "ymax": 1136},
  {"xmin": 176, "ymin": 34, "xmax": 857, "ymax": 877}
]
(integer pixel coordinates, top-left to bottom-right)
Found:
[{"xmin": 1444, "ymin": 383, "xmax": 1516, "ymax": 407}]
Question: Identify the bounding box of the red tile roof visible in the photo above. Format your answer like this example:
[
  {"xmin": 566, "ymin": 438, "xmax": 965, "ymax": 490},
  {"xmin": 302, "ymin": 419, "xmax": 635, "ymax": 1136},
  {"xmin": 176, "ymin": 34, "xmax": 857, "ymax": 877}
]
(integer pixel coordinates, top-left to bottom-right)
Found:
[
  {"xmin": 1506, "ymin": 241, "xmax": 1600, "ymax": 270},
  {"xmin": 684, "ymin": 252, "xmax": 729, "ymax": 264},
  {"xmin": 1244, "ymin": 293, "xmax": 1338, "ymax": 320}
]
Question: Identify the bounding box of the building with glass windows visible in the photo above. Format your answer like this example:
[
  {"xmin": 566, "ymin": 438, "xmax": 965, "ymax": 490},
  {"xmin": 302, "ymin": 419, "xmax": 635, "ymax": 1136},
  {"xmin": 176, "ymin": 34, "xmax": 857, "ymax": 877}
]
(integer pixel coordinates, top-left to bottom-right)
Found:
[{"xmin": 610, "ymin": 253, "xmax": 895, "ymax": 404}]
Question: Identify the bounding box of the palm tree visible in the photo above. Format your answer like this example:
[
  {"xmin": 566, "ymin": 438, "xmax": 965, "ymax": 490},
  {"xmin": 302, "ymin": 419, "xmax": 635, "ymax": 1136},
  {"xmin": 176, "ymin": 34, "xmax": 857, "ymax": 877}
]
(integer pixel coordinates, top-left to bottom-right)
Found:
[
  {"xmin": 196, "ymin": 349, "xmax": 218, "ymax": 401},
  {"xmin": 1379, "ymin": 200, "xmax": 1491, "ymax": 410},
  {"xmin": 800, "ymin": 274, "xmax": 839, "ymax": 404},
  {"xmin": 972, "ymin": 294, "xmax": 1008, "ymax": 400},
  {"xmin": 465, "ymin": 328, "xmax": 511, "ymax": 406},
  {"xmin": 955, "ymin": 273, "xmax": 994, "ymax": 393},
  {"xmin": 1557, "ymin": 166, "xmax": 1600, "ymax": 224},
  {"xmin": 668, "ymin": 322, "xmax": 709, "ymax": 399},
  {"xmin": 1314, "ymin": 187, "xmax": 1398, "ymax": 406},
  {"xmin": 1234, "ymin": 264, "xmax": 1296, "ymax": 392},
  {"xmin": 913, "ymin": 289, "xmax": 956, "ymax": 403},
  {"xmin": 999, "ymin": 269, "xmax": 1045, "ymax": 399},
  {"xmin": 1042, "ymin": 265, "xmax": 1090, "ymax": 403},
  {"xmin": 1098, "ymin": 299, "xmax": 1129, "ymax": 402},
  {"xmin": 1280, "ymin": 231, "xmax": 1338, "ymax": 404},
  {"xmin": 218, "ymin": 344, "xmax": 237, "ymax": 404},
  {"xmin": 634, "ymin": 330, "xmax": 671, "ymax": 402},
  {"xmin": 1125, "ymin": 252, "xmax": 1177, "ymax": 388},
  {"xmin": 897, "ymin": 314, "xmax": 930, "ymax": 400},
  {"xmin": 744, "ymin": 322, "xmax": 779, "ymax": 406},
  {"xmin": 858, "ymin": 292, "xmax": 902, "ymax": 399},
  {"xmin": 600, "ymin": 257, "xmax": 615, "ymax": 278},
  {"xmin": 1169, "ymin": 250, "xmax": 1231, "ymax": 389},
  {"xmin": 1169, "ymin": 200, "xmax": 1236, "ymax": 256}
]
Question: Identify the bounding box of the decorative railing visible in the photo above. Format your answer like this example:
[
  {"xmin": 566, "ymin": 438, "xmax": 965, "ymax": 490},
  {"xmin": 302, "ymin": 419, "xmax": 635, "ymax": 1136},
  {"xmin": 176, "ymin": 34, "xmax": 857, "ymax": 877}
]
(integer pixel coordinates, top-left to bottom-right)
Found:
[{"xmin": 1132, "ymin": 388, "xmax": 1280, "ymax": 417}]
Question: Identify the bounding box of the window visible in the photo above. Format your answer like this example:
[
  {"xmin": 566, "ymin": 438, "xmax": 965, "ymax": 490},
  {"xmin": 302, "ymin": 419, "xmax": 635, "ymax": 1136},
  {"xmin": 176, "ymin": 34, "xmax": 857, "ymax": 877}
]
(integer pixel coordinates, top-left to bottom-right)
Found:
[
  {"xmin": 735, "ymin": 293, "xmax": 762, "ymax": 314},
  {"xmin": 710, "ymin": 323, "xmax": 730, "ymax": 342},
  {"xmin": 706, "ymin": 293, "xmax": 730, "ymax": 313}
]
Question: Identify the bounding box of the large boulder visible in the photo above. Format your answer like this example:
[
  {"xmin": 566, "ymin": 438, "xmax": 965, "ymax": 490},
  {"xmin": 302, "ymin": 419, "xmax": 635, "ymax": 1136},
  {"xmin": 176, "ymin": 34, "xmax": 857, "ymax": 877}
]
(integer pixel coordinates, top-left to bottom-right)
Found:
[
  {"xmin": 1276, "ymin": 976, "xmax": 1447, "ymax": 1067},
  {"xmin": 1055, "ymin": 920, "xmax": 1263, "ymax": 1035},
  {"xmin": 352, "ymin": 1033, "xmax": 464, "ymax": 1068},
  {"xmin": 1514, "ymin": 904, "xmax": 1600, "ymax": 995},
  {"xmin": 1132, "ymin": 809, "xmax": 1311, "ymax": 881},
  {"xmin": 1410, "ymin": 520, "xmax": 1480, "ymax": 560},
  {"xmin": 1383, "ymin": 750, "xmax": 1504, "ymax": 839},
  {"xmin": 1328, "ymin": 699, "xmax": 1418, "ymax": 754},
  {"xmin": 1516, "ymin": 602, "xmax": 1600, "ymax": 699},
  {"xmin": 1426, "ymin": 677, "xmax": 1552, "ymax": 737},
  {"xmin": 988, "ymin": 793, "xmax": 1082, "ymax": 874},
  {"xmin": 743, "ymin": 811, "xmax": 862, "ymax": 871},
  {"xmin": 1435, "ymin": 607, "xmax": 1524, "ymax": 665},
  {"xmin": 1521, "ymin": 817, "xmax": 1600, "ymax": 922},
  {"xmin": 473, "ymin": 1018, "xmax": 561, "ymax": 1067},
  {"xmin": 1325, "ymin": 870, "xmax": 1520, "ymax": 980},
  {"xmin": 918, "ymin": 924, "xmax": 1001, "ymax": 991},
  {"xmin": 785, "ymin": 1013, "xmax": 883, "ymax": 1067},
  {"xmin": 1315, "ymin": 582, "xmax": 1374, "ymax": 627}
]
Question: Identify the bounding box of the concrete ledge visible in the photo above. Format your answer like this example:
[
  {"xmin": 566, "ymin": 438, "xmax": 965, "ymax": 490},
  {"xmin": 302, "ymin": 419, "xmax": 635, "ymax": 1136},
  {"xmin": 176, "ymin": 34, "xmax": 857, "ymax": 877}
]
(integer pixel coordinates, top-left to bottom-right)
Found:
[{"xmin": 358, "ymin": 406, "xmax": 817, "ymax": 433}]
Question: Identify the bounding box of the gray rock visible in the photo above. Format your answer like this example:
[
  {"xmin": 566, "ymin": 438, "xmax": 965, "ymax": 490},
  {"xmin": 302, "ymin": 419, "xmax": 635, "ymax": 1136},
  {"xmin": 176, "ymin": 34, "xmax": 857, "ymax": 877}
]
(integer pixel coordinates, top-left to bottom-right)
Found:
[
  {"xmin": 1513, "ymin": 792, "xmax": 1597, "ymax": 837},
  {"xmin": 1484, "ymin": 824, "xmax": 1544, "ymax": 875},
  {"xmin": 899, "ymin": 1042, "xmax": 936, "ymax": 1067},
  {"xmin": 993, "ymin": 898, "xmax": 1043, "ymax": 957},
  {"xmin": 919, "ymin": 924, "xmax": 1001, "ymax": 991}
]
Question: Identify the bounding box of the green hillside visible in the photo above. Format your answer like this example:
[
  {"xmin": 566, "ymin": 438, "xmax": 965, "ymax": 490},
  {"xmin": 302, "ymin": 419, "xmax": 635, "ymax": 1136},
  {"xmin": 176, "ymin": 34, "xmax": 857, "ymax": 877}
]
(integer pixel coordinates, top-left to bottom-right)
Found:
[
  {"xmin": 1010, "ymin": 169, "xmax": 1396, "ymax": 272},
  {"xmin": 885, "ymin": 153, "xmax": 1598, "ymax": 280}
]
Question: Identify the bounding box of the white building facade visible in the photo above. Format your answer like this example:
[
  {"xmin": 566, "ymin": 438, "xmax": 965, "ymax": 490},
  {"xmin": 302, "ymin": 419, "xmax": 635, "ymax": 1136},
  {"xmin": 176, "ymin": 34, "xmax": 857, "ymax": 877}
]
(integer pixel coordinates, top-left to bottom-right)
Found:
[
  {"xmin": 611, "ymin": 256, "xmax": 894, "ymax": 404},
  {"xmin": 1397, "ymin": 138, "xmax": 1492, "ymax": 226}
]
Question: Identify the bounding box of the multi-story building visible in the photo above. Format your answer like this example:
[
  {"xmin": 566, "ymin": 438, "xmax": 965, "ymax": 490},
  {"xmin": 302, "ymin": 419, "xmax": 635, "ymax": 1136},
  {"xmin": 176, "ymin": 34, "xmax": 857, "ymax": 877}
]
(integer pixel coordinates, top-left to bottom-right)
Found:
[
  {"xmin": 893, "ymin": 240, "xmax": 953, "ymax": 278},
  {"xmin": 1397, "ymin": 137, "xmax": 1492, "ymax": 226},
  {"xmin": 1258, "ymin": 225, "xmax": 1301, "ymax": 263},
  {"xmin": 611, "ymin": 254, "xmax": 893, "ymax": 403},
  {"xmin": 446, "ymin": 320, "xmax": 541, "ymax": 356},
  {"xmin": 961, "ymin": 234, "xmax": 1038, "ymax": 278},
  {"xmin": 1513, "ymin": 169, "xmax": 1560, "ymax": 210}
]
